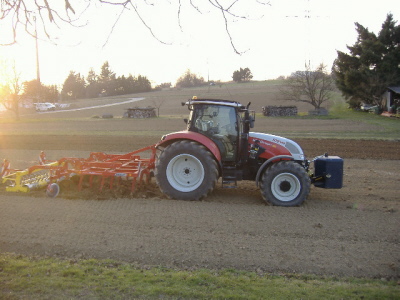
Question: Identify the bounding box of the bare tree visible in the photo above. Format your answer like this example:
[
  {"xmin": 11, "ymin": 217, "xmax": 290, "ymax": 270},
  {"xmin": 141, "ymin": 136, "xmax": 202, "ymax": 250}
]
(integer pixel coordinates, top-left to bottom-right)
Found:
[
  {"xmin": 0, "ymin": 62, "xmax": 23, "ymax": 120},
  {"xmin": 0, "ymin": 0, "xmax": 270, "ymax": 54},
  {"xmin": 281, "ymin": 63, "xmax": 336, "ymax": 110},
  {"xmin": 151, "ymin": 97, "xmax": 165, "ymax": 117}
]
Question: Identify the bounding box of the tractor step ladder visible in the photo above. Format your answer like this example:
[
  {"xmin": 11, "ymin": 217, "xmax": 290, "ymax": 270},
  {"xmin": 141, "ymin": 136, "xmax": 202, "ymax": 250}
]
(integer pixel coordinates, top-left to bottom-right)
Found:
[{"xmin": 221, "ymin": 165, "xmax": 237, "ymax": 189}]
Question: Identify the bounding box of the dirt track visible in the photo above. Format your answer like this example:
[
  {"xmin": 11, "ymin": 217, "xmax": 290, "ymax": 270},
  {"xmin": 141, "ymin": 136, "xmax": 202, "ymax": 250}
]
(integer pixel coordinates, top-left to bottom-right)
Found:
[{"xmin": 0, "ymin": 134, "xmax": 399, "ymax": 279}]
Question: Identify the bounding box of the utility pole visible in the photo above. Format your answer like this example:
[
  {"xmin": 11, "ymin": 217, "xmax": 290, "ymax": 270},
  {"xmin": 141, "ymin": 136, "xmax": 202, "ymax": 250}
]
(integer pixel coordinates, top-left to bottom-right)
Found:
[
  {"xmin": 285, "ymin": 0, "xmax": 328, "ymax": 68},
  {"xmin": 285, "ymin": 0, "xmax": 311, "ymax": 66},
  {"xmin": 34, "ymin": 16, "xmax": 41, "ymax": 101}
]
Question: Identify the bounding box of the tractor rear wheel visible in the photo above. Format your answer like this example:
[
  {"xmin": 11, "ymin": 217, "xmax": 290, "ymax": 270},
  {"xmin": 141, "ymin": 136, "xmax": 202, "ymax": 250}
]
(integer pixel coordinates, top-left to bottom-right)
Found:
[
  {"xmin": 156, "ymin": 140, "xmax": 218, "ymax": 200},
  {"xmin": 260, "ymin": 161, "xmax": 310, "ymax": 207}
]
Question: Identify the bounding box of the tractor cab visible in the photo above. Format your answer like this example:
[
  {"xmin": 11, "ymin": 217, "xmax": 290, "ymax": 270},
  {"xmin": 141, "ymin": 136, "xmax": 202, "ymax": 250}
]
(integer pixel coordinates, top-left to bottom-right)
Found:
[{"xmin": 184, "ymin": 98, "xmax": 250, "ymax": 162}]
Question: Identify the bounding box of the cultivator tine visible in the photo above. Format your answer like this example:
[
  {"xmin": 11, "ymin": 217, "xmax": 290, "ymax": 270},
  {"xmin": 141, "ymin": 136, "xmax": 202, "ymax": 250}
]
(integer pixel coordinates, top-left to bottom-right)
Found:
[
  {"xmin": 1, "ymin": 159, "xmax": 11, "ymax": 178},
  {"xmin": 39, "ymin": 151, "xmax": 46, "ymax": 165}
]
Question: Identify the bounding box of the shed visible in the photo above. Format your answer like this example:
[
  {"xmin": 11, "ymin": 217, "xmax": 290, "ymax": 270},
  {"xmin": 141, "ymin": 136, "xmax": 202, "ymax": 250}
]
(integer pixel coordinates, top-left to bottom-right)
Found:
[{"xmin": 384, "ymin": 86, "xmax": 400, "ymax": 110}]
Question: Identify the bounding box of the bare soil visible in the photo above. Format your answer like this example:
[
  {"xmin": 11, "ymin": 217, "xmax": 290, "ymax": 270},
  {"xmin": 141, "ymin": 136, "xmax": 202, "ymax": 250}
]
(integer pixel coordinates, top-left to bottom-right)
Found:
[{"xmin": 0, "ymin": 134, "xmax": 399, "ymax": 279}]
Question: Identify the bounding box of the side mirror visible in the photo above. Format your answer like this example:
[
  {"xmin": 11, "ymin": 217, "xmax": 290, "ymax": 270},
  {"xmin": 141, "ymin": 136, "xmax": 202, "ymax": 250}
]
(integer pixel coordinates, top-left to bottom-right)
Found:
[
  {"xmin": 249, "ymin": 115, "xmax": 255, "ymax": 128},
  {"xmin": 183, "ymin": 118, "xmax": 188, "ymax": 124}
]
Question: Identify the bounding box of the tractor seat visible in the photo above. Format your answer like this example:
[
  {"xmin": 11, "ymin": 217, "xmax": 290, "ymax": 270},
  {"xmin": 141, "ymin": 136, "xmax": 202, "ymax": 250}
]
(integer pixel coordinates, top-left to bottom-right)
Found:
[{"xmin": 213, "ymin": 134, "xmax": 235, "ymax": 161}]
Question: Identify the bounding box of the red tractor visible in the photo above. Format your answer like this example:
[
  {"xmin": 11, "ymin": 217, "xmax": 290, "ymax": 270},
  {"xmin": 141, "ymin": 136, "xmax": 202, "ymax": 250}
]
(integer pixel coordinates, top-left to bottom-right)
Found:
[{"xmin": 155, "ymin": 97, "xmax": 343, "ymax": 207}]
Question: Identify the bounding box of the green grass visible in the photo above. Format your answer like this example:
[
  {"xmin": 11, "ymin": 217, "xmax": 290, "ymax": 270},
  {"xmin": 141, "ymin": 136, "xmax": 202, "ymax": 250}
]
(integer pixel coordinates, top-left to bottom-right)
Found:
[
  {"xmin": 268, "ymin": 100, "xmax": 400, "ymax": 140},
  {"xmin": 0, "ymin": 253, "xmax": 398, "ymax": 299},
  {"xmin": 328, "ymin": 101, "xmax": 400, "ymax": 139}
]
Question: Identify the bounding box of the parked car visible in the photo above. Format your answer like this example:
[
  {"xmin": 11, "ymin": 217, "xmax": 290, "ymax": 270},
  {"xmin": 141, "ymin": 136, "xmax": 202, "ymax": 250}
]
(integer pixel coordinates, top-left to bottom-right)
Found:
[
  {"xmin": 35, "ymin": 102, "xmax": 56, "ymax": 112},
  {"xmin": 360, "ymin": 103, "xmax": 378, "ymax": 112}
]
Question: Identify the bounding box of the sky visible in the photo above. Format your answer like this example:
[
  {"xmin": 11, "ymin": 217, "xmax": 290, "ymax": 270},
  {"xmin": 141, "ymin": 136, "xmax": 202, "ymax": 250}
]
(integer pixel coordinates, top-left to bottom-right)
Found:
[{"xmin": 0, "ymin": 0, "xmax": 398, "ymax": 88}]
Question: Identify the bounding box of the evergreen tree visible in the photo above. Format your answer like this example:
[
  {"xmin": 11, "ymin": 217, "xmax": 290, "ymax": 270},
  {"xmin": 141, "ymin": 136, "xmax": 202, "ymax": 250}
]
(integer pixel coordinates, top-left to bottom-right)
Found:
[
  {"xmin": 333, "ymin": 14, "xmax": 400, "ymax": 108},
  {"xmin": 136, "ymin": 75, "xmax": 152, "ymax": 92},
  {"xmin": 99, "ymin": 61, "xmax": 116, "ymax": 96},
  {"xmin": 62, "ymin": 71, "xmax": 86, "ymax": 100},
  {"xmin": 61, "ymin": 62, "xmax": 153, "ymax": 99},
  {"xmin": 86, "ymin": 68, "xmax": 101, "ymax": 98}
]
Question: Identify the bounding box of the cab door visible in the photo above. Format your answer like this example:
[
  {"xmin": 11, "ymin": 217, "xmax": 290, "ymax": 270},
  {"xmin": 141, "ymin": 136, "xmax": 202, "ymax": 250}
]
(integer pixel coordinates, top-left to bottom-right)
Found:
[{"xmin": 190, "ymin": 104, "xmax": 238, "ymax": 161}]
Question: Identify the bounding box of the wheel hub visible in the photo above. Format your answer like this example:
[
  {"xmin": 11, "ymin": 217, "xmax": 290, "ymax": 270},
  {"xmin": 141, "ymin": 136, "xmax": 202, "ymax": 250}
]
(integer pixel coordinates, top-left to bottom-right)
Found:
[{"xmin": 279, "ymin": 180, "xmax": 291, "ymax": 192}]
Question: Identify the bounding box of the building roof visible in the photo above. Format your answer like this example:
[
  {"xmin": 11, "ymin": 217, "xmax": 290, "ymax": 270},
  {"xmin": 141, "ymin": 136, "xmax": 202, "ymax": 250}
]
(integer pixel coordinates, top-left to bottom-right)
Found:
[{"xmin": 388, "ymin": 86, "xmax": 400, "ymax": 94}]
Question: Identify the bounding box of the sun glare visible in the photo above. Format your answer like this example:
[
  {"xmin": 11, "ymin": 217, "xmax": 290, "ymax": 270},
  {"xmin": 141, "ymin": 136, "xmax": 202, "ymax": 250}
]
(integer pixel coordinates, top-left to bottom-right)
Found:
[
  {"xmin": 0, "ymin": 70, "xmax": 9, "ymax": 112},
  {"xmin": 0, "ymin": 60, "xmax": 11, "ymax": 86},
  {"xmin": 0, "ymin": 74, "xmax": 8, "ymax": 87}
]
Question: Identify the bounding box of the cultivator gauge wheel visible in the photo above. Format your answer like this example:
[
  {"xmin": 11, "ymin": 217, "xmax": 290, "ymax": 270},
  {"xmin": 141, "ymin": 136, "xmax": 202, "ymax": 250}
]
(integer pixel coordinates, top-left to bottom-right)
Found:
[{"xmin": 46, "ymin": 183, "xmax": 60, "ymax": 198}]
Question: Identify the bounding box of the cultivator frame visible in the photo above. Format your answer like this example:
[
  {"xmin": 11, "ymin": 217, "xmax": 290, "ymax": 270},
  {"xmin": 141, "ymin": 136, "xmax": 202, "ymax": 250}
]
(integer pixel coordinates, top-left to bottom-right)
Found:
[{"xmin": 1, "ymin": 145, "xmax": 157, "ymax": 196}]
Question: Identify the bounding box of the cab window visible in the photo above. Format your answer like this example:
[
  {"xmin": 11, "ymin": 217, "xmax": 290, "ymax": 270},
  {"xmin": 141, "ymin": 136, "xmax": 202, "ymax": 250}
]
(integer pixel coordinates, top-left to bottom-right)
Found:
[{"xmin": 191, "ymin": 104, "xmax": 238, "ymax": 161}]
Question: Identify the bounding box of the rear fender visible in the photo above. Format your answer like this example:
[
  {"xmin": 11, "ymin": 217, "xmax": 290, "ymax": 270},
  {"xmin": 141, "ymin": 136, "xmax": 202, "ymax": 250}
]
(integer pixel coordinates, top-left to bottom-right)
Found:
[{"xmin": 156, "ymin": 131, "xmax": 222, "ymax": 163}]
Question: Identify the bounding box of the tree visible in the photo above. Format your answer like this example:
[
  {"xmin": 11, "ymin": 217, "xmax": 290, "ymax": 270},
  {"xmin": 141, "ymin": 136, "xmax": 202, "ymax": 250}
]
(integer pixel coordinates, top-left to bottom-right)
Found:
[
  {"xmin": 98, "ymin": 61, "xmax": 116, "ymax": 96},
  {"xmin": 0, "ymin": 1, "xmax": 270, "ymax": 54},
  {"xmin": 22, "ymin": 80, "xmax": 42, "ymax": 100},
  {"xmin": 42, "ymin": 84, "xmax": 59, "ymax": 102},
  {"xmin": 156, "ymin": 82, "xmax": 172, "ymax": 89},
  {"xmin": 23, "ymin": 80, "xmax": 59, "ymax": 102},
  {"xmin": 281, "ymin": 63, "xmax": 335, "ymax": 110},
  {"xmin": 232, "ymin": 67, "xmax": 253, "ymax": 83},
  {"xmin": 333, "ymin": 14, "xmax": 400, "ymax": 109},
  {"xmin": 61, "ymin": 71, "xmax": 86, "ymax": 100},
  {"xmin": 135, "ymin": 75, "xmax": 152, "ymax": 92},
  {"xmin": 176, "ymin": 70, "xmax": 205, "ymax": 88},
  {"xmin": 0, "ymin": 63, "xmax": 22, "ymax": 120},
  {"xmin": 86, "ymin": 68, "xmax": 102, "ymax": 98},
  {"xmin": 61, "ymin": 62, "xmax": 153, "ymax": 99},
  {"xmin": 152, "ymin": 98, "xmax": 166, "ymax": 117}
]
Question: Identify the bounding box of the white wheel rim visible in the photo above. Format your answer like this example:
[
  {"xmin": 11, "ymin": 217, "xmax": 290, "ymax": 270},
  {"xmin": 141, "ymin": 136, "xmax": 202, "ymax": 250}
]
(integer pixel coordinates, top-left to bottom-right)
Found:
[
  {"xmin": 271, "ymin": 172, "xmax": 301, "ymax": 202},
  {"xmin": 166, "ymin": 154, "xmax": 205, "ymax": 192}
]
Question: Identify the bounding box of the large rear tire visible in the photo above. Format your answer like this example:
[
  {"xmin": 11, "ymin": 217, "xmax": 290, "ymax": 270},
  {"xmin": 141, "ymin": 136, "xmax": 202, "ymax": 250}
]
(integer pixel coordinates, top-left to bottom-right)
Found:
[
  {"xmin": 260, "ymin": 161, "xmax": 310, "ymax": 207},
  {"xmin": 155, "ymin": 140, "xmax": 218, "ymax": 200}
]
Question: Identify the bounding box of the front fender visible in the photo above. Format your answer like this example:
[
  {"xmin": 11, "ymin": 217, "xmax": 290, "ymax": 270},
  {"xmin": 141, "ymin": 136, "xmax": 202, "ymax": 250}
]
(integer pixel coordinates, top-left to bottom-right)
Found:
[
  {"xmin": 156, "ymin": 131, "xmax": 222, "ymax": 163},
  {"xmin": 255, "ymin": 155, "xmax": 294, "ymax": 187}
]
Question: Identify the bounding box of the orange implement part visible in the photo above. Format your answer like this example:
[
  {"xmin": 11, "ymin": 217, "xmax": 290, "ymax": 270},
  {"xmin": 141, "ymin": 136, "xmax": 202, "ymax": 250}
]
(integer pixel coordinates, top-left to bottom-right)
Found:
[{"xmin": 2, "ymin": 144, "xmax": 157, "ymax": 195}]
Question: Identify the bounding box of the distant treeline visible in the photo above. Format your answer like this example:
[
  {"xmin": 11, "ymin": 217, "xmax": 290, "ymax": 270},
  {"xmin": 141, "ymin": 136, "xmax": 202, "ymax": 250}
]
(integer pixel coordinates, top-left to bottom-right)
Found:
[
  {"xmin": 21, "ymin": 61, "xmax": 152, "ymax": 102},
  {"xmin": 61, "ymin": 61, "xmax": 152, "ymax": 100}
]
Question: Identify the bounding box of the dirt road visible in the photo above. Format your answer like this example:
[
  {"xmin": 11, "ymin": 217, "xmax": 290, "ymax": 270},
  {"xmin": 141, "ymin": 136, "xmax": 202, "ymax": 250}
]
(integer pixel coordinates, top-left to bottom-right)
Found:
[{"xmin": 0, "ymin": 135, "xmax": 399, "ymax": 279}]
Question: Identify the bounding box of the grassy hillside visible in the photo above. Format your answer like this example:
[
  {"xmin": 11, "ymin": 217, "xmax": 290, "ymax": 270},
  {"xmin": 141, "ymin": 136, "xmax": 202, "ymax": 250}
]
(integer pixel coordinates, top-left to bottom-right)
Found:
[{"xmin": 1, "ymin": 80, "xmax": 399, "ymax": 140}]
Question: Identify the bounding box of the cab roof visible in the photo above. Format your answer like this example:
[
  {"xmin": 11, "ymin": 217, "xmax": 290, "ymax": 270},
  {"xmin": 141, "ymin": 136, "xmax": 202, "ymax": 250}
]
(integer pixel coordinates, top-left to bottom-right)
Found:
[{"xmin": 184, "ymin": 97, "xmax": 245, "ymax": 108}]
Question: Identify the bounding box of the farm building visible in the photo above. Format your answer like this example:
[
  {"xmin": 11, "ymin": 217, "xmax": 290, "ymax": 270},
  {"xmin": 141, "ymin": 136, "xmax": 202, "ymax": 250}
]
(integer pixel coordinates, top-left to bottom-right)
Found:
[{"xmin": 383, "ymin": 86, "xmax": 400, "ymax": 111}]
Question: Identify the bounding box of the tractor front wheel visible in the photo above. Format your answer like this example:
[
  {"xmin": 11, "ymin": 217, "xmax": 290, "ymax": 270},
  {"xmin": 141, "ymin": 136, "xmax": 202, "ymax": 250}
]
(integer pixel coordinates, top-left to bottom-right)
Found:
[
  {"xmin": 155, "ymin": 140, "xmax": 218, "ymax": 200},
  {"xmin": 260, "ymin": 161, "xmax": 310, "ymax": 207}
]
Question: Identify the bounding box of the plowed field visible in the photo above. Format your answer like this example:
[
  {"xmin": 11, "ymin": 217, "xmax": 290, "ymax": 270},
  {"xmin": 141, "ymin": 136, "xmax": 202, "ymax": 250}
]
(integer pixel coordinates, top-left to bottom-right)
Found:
[{"xmin": 1, "ymin": 132, "xmax": 399, "ymax": 279}]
